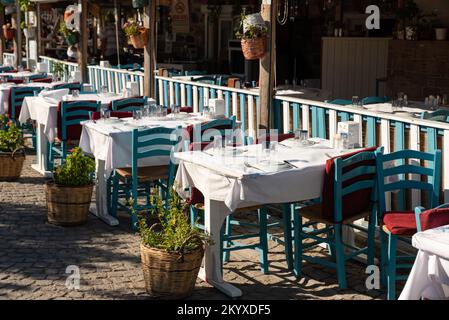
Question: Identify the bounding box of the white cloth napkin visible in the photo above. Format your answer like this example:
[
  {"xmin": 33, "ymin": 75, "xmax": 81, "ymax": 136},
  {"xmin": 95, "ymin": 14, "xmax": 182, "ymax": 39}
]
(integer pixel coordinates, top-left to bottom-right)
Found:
[{"xmin": 38, "ymin": 88, "xmax": 70, "ymax": 102}]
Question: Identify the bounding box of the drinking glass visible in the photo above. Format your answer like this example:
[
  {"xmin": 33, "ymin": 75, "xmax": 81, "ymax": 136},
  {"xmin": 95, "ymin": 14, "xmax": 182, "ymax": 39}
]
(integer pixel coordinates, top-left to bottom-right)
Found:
[
  {"xmin": 160, "ymin": 107, "xmax": 168, "ymax": 117},
  {"xmin": 203, "ymin": 106, "xmax": 210, "ymax": 117},
  {"xmin": 143, "ymin": 104, "xmax": 150, "ymax": 118},
  {"xmin": 101, "ymin": 107, "xmax": 110, "ymax": 120},
  {"xmin": 72, "ymin": 90, "xmax": 80, "ymax": 98},
  {"xmin": 171, "ymin": 104, "xmax": 180, "ymax": 118},
  {"xmin": 269, "ymin": 141, "xmax": 279, "ymax": 162},
  {"xmin": 133, "ymin": 109, "xmax": 142, "ymax": 121},
  {"xmin": 299, "ymin": 130, "xmax": 309, "ymax": 144},
  {"xmin": 352, "ymin": 96, "xmax": 360, "ymax": 107},
  {"xmin": 101, "ymin": 85, "xmax": 108, "ymax": 96}
]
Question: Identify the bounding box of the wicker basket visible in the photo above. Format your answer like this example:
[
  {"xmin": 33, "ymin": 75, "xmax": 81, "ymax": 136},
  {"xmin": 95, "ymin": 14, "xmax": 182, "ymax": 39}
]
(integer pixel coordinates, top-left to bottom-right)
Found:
[
  {"xmin": 241, "ymin": 36, "xmax": 267, "ymax": 60},
  {"xmin": 45, "ymin": 182, "xmax": 94, "ymax": 226},
  {"xmin": 130, "ymin": 28, "xmax": 149, "ymax": 49},
  {"xmin": 140, "ymin": 239, "xmax": 204, "ymax": 299},
  {"xmin": 0, "ymin": 151, "xmax": 25, "ymax": 181}
]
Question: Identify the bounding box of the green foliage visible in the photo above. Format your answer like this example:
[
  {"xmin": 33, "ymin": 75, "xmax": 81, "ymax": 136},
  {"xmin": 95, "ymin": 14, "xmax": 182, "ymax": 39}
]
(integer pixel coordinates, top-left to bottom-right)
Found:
[
  {"xmin": 396, "ymin": 0, "xmax": 422, "ymax": 24},
  {"xmin": 123, "ymin": 19, "xmax": 143, "ymax": 37},
  {"xmin": 51, "ymin": 62, "xmax": 65, "ymax": 79},
  {"xmin": 53, "ymin": 147, "xmax": 96, "ymax": 187},
  {"xmin": 18, "ymin": 0, "xmax": 30, "ymax": 12},
  {"xmin": 235, "ymin": 9, "xmax": 268, "ymax": 40},
  {"xmin": 0, "ymin": 122, "xmax": 23, "ymax": 154},
  {"xmin": 138, "ymin": 191, "xmax": 210, "ymax": 253}
]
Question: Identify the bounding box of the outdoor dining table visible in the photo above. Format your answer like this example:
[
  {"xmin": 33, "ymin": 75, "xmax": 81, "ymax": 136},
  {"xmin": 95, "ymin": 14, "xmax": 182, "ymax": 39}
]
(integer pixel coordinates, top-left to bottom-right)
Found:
[
  {"xmin": 173, "ymin": 138, "xmax": 352, "ymax": 297},
  {"xmin": 399, "ymin": 225, "xmax": 449, "ymax": 300},
  {"xmin": 78, "ymin": 114, "xmax": 223, "ymax": 226},
  {"xmin": 0, "ymin": 71, "xmax": 43, "ymax": 79},
  {"xmin": 18, "ymin": 92, "xmax": 128, "ymax": 177}
]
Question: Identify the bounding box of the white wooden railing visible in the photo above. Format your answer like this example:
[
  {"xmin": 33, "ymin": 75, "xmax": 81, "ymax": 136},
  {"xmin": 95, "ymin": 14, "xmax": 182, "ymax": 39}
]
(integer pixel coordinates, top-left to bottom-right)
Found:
[
  {"xmin": 87, "ymin": 65, "xmax": 145, "ymax": 95},
  {"xmin": 39, "ymin": 56, "xmax": 79, "ymax": 82},
  {"xmin": 156, "ymin": 75, "xmax": 449, "ymax": 207}
]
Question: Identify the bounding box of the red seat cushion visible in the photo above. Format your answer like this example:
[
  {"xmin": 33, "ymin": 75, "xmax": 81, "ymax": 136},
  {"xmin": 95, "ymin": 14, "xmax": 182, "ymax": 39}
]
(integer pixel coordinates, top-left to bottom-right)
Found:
[
  {"xmin": 8, "ymin": 79, "xmax": 23, "ymax": 84},
  {"xmin": 419, "ymin": 208, "xmax": 449, "ymax": 231},
  {"xmin": 256, "ymin": 133, "xmax": 294, "ymax": 144},
  {"xmin": 57, "ymin": 101, "xmax": 98, "ymax": 141},
  {"xmin": 32, "ymin": 78, "xmax": 53, "ymax": 83},
  {"xmin": 167, "ymin": 106, "xmax": 193, "ymax": 114},
  {"xmin": 90, "ymin": 111, "xmax": 132, "ymax": 121},
  {"xmin": 321, "ymin": 147, "xmax": 377, "ymax": 222},
  {"xmin": 383, "ymin": 211, "xmax": 416, "ymax": 236}
]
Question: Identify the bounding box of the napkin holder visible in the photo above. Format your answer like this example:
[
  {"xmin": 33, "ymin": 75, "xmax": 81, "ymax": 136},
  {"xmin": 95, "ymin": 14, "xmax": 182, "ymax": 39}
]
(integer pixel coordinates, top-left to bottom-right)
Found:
[
  {"xmin": 208, "ymin": 98, "xmax": 226, "ymax": 116},
  {"xmin": 126, "ymin": 82, "xmax": 140, "ymax": 97},
  {"xmin": 337, "ymin": 121, "xmax": 361, "ymax": 149}
]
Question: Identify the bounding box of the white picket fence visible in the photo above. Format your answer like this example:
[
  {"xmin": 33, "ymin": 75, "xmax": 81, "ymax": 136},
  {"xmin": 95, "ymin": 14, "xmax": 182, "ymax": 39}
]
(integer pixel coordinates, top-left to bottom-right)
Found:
[
  {"xmin": 39, "ymin": 56, "xmax": 79, "ymax": 82},
  {"xmin": 87, "ymin": 65, "xmax": 145, "ymax": 95}
]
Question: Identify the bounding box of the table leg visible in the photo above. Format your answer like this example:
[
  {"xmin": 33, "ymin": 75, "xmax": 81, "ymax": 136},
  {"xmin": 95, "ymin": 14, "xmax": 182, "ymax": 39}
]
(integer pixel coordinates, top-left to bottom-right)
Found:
[
  {"xmin": 31, "ymin": 123, "xmax": 52, "ymax": 177},
  {"xmin": 198, "ymin": 197, "xmax": 242, "ymax": 298},
  {"xmin": 89, "ymin": 159, "xmax": 119, "ymax": 227}
]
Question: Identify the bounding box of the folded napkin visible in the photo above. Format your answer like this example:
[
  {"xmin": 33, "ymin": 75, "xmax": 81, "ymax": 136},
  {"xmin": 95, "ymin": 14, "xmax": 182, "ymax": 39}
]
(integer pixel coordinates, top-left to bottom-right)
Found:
[{"xmin": 38, "ymin": 88, "xmax": 70, "ymax": 102}]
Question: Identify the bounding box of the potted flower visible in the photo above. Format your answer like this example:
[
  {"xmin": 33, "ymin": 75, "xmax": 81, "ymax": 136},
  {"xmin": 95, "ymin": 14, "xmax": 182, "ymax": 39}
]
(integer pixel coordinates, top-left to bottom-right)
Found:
[
  {"xmin": 0, "ymin": 117, "xmax": 25, "ymax": 181},
  {"xmin": 235, "ymin": 10, "xmax": 268, "ymax": 60},
  {"xmin": 138, "ymin": 191, "xmax": 210, "ymax": 299},
  {"xmin": 2, "ymin": 23, "xmax": 15, "ymax": 41},
  {"xmin": 123, "ymin": 19, "xmax": 149, "ymax": 49},
  {"xmin": 45, "ymin": 147, "xmax": 96, "ymax": 226},
  {"xmin": 59, "ymin": 21, "xmax": 80, "ymax": 46}
]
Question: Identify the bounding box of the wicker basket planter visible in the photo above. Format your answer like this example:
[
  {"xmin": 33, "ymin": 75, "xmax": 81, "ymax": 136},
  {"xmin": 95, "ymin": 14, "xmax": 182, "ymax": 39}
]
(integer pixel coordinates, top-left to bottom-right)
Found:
[
  {"xmin": 140, "ymin": 242, "xmax": 204, "ymax": 299},
  {"xmin": 0, "ymin": 151, "xmax": 25, "ymax": 181},
  {"xmin": 45, "ymin": 182, "xmax": 94, "ymax": 226},
  {"xmin": 241, "ymin": 36, "xmax": 267, "ymax": 60},
  {"xmin": 130, "ymin": 28, "xmax": 149, "ymax": 49}
]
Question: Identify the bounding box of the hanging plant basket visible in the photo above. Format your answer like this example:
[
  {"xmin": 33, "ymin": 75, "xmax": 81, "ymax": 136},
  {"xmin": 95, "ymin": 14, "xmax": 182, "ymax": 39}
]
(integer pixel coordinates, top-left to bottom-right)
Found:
[
  {"xmin": 129, "ymin": 28, "xmax": 149, "ymax": 49},
  {"xmin": 241, "ymin": 36, "xmax": 267, "ymax": 60},
  {"xmin": 140, "ymin": 241, "xmax": 204, "ymax": 299},
  {"xmin": 65, "ymin": 32, "xmax": 80, "ymax": 46},
  {"xmin": 0, "ymin": 150, "xmax": 25, "ymax": 181},
  {"xmin": 132, "ymin": 0, "xmax": 147, "ymax": 9},
  {"xmin": 2, "ymin": 25, "xmax": 15, "ymax": 41}
]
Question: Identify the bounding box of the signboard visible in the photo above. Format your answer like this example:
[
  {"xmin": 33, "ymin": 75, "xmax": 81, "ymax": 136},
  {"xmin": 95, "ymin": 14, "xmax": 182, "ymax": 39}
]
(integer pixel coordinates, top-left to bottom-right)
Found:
[{"xmin": 171, "ymin": 0, "xmax": 190, "ymax": 33}]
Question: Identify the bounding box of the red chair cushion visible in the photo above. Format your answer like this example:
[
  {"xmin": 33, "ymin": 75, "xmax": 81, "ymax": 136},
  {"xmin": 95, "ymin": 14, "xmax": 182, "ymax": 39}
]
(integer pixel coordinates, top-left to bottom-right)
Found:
[
  {"xmin": 383, "ymin": 211, "xmax": 416, "ymax": 236},
  {"xmin": 186, "ymin": 122, "xmax": 233, "ymax": 143},
  {"xmin": 321, "ymin": 147, "xmax": 377, "ymax": 222},
  {"xmin": 167, "ymin": 106, "xmax": 194, "ymax": 114},
  {"xmin": 32, "ymin": 78, "xmax": 53, "ymax": 83},
  {"xmin": 90, "ymin": 111, "xmax": 132, "ymax": 121},
  {"xmin": 57, "ymin": 101, "xmax": 98, "ymax": 141},
  {"xmin": 419, "ymin": 208, "xmax": 449, "ymax": 231},
  {"xmin": 256, "ymin": 133, "xmax": 294, "ymax": 144},
  {"xmin": 8, "ymin": 79, "xmax": 23, "ymax": 84}
]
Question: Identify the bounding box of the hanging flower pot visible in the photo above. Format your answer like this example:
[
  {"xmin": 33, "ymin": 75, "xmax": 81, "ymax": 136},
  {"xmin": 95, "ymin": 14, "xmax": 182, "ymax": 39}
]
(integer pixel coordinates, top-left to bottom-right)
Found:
[
  {"xmin": 2, "ymin": 24, "xmax": 15, "ymax": 41},
  {"xmin": 65, "ymin": 32, "xmax": 80, "ymax": 46},
  {"xmin": 241, "ymin": 36, "xmax": 267, "ymax": 60},
  {"xmin": 130, "ymin": 28, "xmax": 149, "ymax": 49},
  {"xmin": 132, "ymin": 0, "xmax": 147, "ymax": 9}
]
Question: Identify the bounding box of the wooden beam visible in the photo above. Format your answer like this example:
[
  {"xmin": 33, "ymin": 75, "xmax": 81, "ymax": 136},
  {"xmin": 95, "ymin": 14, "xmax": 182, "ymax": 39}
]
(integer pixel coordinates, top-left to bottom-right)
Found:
[
  {"xmin": 79, "ymin": 0, "xmax": 88, "ymax": 82},
  {"xmin": 144, "ymin": 2, "xmax": 157, "ymax": 98},
  {"xmin": 258, "ymin": 0, "xmax": 276, "ymax": 130},
  {"xmin": 36, "ymin": 3, "xmax": 43, "ymax": 57},
  {"xmin": 12, "ymin": 4, "xmax": 22, "ymax": 67},
  {"xmin": 0, "ymin": 8, "xmax": 4, "ymax": 65}
]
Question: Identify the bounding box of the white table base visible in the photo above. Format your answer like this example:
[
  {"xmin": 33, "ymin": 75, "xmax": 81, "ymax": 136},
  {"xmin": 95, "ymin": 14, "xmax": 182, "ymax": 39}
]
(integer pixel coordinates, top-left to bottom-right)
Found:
[{"xmin": 32, "ymin": 123, "xmax": 53, "ymax": 177}]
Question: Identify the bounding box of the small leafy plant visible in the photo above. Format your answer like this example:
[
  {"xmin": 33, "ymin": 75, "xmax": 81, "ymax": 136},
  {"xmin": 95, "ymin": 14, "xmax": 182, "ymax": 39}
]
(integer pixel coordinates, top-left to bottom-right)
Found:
[
  {"xmin": 53, "ymin": 147, "xmax": 96, "ymax": 187},
  {"xmin": 138, "ymin": 190, "xmax": 210, "ymax": 253},
  {"xmin": 235, "ymin": 9, "xmax": 268, "ymax": 40},
  {"xmin": 123, "ymin": 18, "xmax": 145, "ymax": 37},
  {"xmin": 0, "ymin": 121, "xmax": 24, "ymax": 154}
]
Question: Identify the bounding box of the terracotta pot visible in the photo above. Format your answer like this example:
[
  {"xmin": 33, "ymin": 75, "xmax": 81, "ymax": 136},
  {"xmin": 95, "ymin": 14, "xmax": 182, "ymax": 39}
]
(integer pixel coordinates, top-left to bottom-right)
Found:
[{"xmin": 130, "ymin": 28, "xmax": 149, "ymax": 49}]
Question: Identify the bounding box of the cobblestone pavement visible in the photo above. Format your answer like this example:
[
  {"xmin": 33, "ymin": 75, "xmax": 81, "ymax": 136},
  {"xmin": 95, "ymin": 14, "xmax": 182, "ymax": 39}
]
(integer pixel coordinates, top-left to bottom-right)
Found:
[{"xmin": 0, "ymin": 152, "xmax": 390, "ymax": 300}]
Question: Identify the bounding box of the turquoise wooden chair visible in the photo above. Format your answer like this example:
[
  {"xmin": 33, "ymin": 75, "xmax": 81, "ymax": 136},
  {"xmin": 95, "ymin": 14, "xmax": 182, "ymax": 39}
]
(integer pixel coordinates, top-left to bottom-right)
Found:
[
  {"xmin": 328, "ymin": 99, "xmax": 352, "ymax": 106},
  {"xmin": 190, "ymin": 116, "xmax": 236, "ymax": 143},
  {"xmin": 8, "ymin": 86, "xmax": 44, "ymax": 148},
  {"xmin": 28, "ymin": 73, "xmax": 47, "ymax": 81},
  {"xmin": 420, "ymin": 109, "xmax": 449, "ymax": 122},
  {"xmin": 375, "ymin": 148, "xmax": 441, "ymax": 300},
  {"xmin": 47, "ymin": 100, "xmax": 101, "ymax": 170},
  {"xmin": 111, "ymin": 97, "xmax": 146, "ymax": 112},
  {"xmin": 190, "ymin": 76, "xmax": 216, "ymax": 85},
  {"xmin": 0, "ymin": 66, "xmax": 14, "ymax": 73},
  {"xmin": 184, "ymin": 70, "xmax": 207, "ymax": 76},
  {"xmin": 291, "ymin": 148, "xmax": 379, "ymax": 289},
  {"xmin": 110, "ymin": 126, "xmax": 182, "ymax": 230},
  {"xmin": 53, "ymin": 82, "xmax": 83, "ymax": 93},
  {"xmin": 362, "ymin": 96, "xmax": 389, "ymax": 105}
]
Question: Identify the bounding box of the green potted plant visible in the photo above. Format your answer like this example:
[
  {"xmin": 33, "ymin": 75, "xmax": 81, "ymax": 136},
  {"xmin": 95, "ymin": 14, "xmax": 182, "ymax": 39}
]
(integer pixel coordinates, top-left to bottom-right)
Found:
[
  {"xmin": 51, "ymin": 62, "xmax": 65, "ymax": 81},
  {"xmin": 132, "ymin": 0, "xmax": 147, "ymax": 9},
  {"xmin": 59, "ymin": 21, "xmax": 80, "ymax": 46},
  {"xmin": 235, "ymin": 10, "xmax": 268, "ymax": 60},
  {"xmin": 45, "ymin": 147, "xmax": 96, "ymax": 226},
  {"xmin": 138, "ymin": 190, "xmax": 210, "ymax": 299},
  {"xmin": 0, "ymin": 117, "xmax": 25, "ymax": 181},
  {"xmin": 123, "ymin": 18, "xmax": 149, "ymax": 49}
]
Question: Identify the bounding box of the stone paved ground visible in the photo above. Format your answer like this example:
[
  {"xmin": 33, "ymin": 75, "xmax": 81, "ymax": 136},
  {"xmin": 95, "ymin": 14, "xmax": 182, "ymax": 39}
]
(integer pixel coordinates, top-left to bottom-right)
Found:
[{"xmin": 0, "ymin": 151, "xmax": 392, "ymax": 300}]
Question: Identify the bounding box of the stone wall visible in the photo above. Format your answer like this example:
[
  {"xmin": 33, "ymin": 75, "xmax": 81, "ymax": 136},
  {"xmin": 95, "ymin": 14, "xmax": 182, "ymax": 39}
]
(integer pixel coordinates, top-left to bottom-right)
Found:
[{"xmin": 386, "ymin": 40, "xmax": 449, "ymax": 100}]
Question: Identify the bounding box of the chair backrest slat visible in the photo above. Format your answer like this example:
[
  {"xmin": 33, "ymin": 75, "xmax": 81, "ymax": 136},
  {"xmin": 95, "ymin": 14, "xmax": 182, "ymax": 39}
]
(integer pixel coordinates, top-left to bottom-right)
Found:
[
  {"xmin": 111, "ymin": 97, "xmax": 146, "ymax": 112},
  {"xmin": 9, "ymin": 86, "xmax": 43, "ymax": 119}
]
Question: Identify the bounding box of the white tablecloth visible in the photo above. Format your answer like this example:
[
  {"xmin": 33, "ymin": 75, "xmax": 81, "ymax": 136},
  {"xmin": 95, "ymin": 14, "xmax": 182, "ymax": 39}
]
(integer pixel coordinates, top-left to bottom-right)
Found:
[
  {"xmin": 399, "ymin": 225, "xmax": 449, "ymax": 300},
  {"xmin": 18, "ymin": 93, "xmax": 126, "ymax": 142},
  {"xmin": 174, "ymin": 139, "xmax": 343, "ymax": 212},
  {"xmin": 0, "ymin": 71, "xmax": 42, "ymax": 79}
]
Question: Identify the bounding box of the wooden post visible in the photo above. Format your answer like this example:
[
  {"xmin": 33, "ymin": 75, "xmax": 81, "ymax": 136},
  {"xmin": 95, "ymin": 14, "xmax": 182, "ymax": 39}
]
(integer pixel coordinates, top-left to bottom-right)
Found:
[
  {"xmin": 12, "ymin": 3, "xmax": 22, "ymax": 67},
  {"xmin": 36, "ymin": 3, "xmax": 42, "ymax": 57},
  {"xmin": 79, "ymin": 0, "xmax": 88, "ymax": 83},
  {"xmin": 144, "ymin": 2, "xmax": 157, "ymax": 98},
  {"xmin": 0, "ymin": 7, "xmax": 4, "ymax": 65},
  {"xmin": 258, "ymin": 0, "xmax": 276, "ymax": 131}
]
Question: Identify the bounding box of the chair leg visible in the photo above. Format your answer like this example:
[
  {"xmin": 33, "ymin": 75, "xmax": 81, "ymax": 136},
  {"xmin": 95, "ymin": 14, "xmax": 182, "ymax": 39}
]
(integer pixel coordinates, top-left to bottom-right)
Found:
[
  {"xmin": 258, "ymin": 207, "xmax": 269, "ymax": 274},
  {"xmin": 367, "ymin": 211, "xmax": 376, "ymax": 267},
  {"xmin": 387, "ymin": 233, "xmax": 397, "ymax": 300},
  {"xmin": 110, "ymin": 173, "xmax": 119, "ymax": 218},
  {"xmin": 379, "ymin": 229, "xmax": 388, "ymax": 288},
  {"xmin": 222, "ymin": 215, "xmax": 232, "ymax": 263},
  {"xmin": 327, "ymin": 228, "xmax": 336, "ymax": 261},
  {"xmin": 282, "ymin": 203, "xmax": 293, "ymax": 270},
  {"xmin": 334, "ymin": 223, "xmax": 347, "ymax": 289},
  {"xmin": 46, "ymin": 142, "xmax": 54, "ymax": 171},
  {"xmin": 189, "ymin": 206, "xmax": 198, "ymax": 227},
  {"xmin": 292, "ymin": 205, "xmax": 303, "ymax": 278}
]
